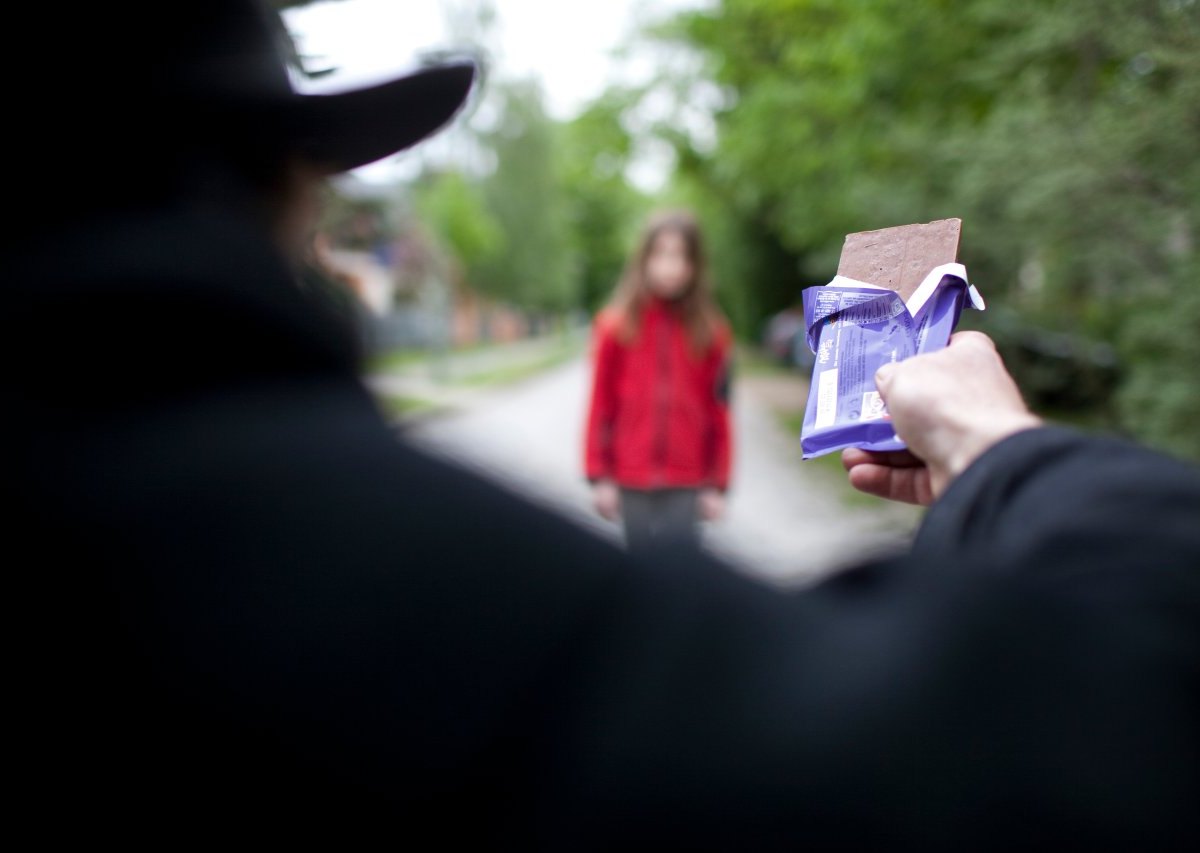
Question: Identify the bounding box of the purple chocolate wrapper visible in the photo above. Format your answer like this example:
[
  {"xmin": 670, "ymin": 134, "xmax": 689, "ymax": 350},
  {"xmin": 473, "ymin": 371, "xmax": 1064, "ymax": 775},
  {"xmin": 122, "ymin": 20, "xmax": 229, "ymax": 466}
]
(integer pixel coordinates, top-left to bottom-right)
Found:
[{"xmin": 799, "ymin": 270, "xmax": 980, "ymax": 459}]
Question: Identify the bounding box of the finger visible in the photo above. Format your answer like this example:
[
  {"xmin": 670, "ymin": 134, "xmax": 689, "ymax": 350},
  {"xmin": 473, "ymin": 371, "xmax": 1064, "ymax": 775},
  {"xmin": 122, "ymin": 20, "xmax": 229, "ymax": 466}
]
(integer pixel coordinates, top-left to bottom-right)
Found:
[
  {"xmin": 846, "ymin": 462, "xmax": 934, "ymax": 506},
  {"xmin": 874, "ymin": 362, "xmax": 897, "ymax": 396},
  {"xmin": 842, "ymin": 447, "xmax": 925, "ymax": 471},
  {"xmin": 947, "ymin": 329, "xmax": 996, "ymax": 352}
]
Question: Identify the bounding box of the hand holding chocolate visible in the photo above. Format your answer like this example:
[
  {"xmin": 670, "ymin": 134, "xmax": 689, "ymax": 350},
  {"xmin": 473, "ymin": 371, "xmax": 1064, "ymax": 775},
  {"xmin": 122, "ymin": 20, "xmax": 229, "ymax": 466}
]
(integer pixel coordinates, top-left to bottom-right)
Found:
[{"xmin": 799, "ymin": 218, "xmax": 985, "ymax": 459}]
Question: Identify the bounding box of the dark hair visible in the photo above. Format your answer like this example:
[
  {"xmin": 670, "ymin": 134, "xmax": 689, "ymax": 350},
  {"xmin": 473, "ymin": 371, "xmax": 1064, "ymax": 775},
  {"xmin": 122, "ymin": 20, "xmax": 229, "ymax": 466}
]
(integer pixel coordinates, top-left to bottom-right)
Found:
[{"xmin": 605, "ymin": 208, "xmax": 726, "ymax": 352}]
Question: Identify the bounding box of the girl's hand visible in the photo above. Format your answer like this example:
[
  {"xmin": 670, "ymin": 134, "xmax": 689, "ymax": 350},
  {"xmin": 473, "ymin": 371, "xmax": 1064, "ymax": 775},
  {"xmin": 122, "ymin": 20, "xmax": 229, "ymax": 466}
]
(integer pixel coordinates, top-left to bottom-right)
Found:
[
  {"xmin": 592, "ymin": 480, "xmax": 621, "ymax": 521},
  {"xmin": 698, "ymin": 488, "xmax": 725, "ymax": 521}
]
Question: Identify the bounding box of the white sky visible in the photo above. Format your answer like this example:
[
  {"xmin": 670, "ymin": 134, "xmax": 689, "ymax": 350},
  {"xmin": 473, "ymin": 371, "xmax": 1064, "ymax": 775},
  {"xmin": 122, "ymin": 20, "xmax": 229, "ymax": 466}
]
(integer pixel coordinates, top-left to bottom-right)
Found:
[{"xmin": 283, "ymin": 0, "xmax": 712, "ymax": 188}]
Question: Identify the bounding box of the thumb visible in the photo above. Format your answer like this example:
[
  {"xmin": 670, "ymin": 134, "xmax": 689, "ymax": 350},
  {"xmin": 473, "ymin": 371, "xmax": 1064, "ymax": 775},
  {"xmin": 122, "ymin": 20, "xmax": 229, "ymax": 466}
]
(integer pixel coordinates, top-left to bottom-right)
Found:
[{"xmin": 874, "ymin": 362, "xmax": 897, "ymax": 397}]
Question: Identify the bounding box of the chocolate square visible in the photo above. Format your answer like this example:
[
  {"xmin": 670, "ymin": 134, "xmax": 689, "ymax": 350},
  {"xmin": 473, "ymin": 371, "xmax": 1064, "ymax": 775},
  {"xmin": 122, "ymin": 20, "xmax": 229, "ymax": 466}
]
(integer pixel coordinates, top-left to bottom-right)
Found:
[{"xmin": 837, "ymin": 218, "xmax": 962, "ymax": 300}]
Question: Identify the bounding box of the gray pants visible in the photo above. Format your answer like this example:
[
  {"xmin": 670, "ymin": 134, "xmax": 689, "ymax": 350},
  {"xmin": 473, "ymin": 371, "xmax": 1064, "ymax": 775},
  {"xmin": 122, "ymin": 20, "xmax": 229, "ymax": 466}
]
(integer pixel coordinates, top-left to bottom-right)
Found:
[{"xmin": 619, "ymin": 487, "xmax": 700, "ymax": 554}]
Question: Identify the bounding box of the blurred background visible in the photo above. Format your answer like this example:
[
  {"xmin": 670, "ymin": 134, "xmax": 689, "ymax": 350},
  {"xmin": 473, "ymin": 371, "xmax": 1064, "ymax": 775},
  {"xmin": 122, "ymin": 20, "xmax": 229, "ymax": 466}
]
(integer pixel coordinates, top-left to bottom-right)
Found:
[{"xmin": 276, "ymin": 0, "xmax": 1200, "ymax": 582}]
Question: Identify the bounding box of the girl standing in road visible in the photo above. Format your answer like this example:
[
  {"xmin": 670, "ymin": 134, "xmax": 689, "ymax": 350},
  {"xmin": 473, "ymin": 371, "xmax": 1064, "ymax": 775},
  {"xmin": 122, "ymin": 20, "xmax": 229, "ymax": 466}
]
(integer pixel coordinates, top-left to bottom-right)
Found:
[{"xmin": 584, "ymin": 208, "xmax": 734, "ymax": 554}]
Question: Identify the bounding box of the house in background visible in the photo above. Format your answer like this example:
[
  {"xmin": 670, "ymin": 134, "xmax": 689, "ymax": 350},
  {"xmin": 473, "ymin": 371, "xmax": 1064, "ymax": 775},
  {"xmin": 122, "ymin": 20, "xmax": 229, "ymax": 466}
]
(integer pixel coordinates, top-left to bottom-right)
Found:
[{"xmin": 316, "ymin": 184, "xmax": 530, "ymax": 355}]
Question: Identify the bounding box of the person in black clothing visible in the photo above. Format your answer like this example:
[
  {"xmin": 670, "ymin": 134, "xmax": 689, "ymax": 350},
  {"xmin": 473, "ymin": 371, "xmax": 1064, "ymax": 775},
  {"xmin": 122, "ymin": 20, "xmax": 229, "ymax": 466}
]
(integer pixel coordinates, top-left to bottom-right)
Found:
[{"xmin": 8, "ymin": 1, "xmax": 1199, "ymax": 848}]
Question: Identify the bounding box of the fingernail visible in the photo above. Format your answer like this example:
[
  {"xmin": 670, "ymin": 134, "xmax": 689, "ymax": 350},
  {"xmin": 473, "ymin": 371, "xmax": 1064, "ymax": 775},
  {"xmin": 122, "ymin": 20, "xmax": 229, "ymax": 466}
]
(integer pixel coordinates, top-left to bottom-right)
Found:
[{"xmin": 875, "ymin": 363, "xmax": 896, "ymax": 388}]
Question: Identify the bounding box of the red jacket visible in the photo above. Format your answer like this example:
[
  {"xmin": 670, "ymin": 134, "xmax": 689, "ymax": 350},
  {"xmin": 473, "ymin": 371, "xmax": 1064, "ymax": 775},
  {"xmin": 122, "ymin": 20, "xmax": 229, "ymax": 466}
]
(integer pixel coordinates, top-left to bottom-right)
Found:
[{"xmin": 584, "ymin": 299, "xmax": 734, "ymax": 491}]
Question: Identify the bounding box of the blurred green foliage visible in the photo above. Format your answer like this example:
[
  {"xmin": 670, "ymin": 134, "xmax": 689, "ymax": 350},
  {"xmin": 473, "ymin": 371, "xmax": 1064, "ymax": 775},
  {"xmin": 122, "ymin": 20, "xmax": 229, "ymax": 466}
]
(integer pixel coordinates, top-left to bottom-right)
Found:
[
  {"xmin": 301, "ymin": 0, "xmax": 1198, "ymax": 458},
  {"xmin": 470, "ymin": 79, "xmax": 577, "ymax": 313},
  {"xmin": 557, "ymin": 90, "xmax": 651, "ymax": 313},
  {"xmin": 413, "ymin": 171, "xmax": 504, "ymax": 271},
  {"xmin": 410, "ymin": 78, "xmax": 650, "ymax": 318},
  {"xmin": 648, "ymin": 0, "xmax": 1200, "ymax": 458}
]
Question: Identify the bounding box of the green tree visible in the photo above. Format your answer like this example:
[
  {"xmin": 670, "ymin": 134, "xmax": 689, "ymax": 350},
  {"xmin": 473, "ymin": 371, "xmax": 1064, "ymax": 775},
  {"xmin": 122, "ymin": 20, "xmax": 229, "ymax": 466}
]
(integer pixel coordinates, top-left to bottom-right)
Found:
[
  {"xmin": 412, "ymin": 170, "xmax": 504, "ymax": 271},
  {"xmin": 650, "ymin": 0, "xmax": 1200, "ymax": 456},
  {"xmin": 557, "ymin": 90, "xmax": 650, "ymax": 312},
  {"xmin": 473, "ymin": 79, "xmax": 576, "ymax": 314}
]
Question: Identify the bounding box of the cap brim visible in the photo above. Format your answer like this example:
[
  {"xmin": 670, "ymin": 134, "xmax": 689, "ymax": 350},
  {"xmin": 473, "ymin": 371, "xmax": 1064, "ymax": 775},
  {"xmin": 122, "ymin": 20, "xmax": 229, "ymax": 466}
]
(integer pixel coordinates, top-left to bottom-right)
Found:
[{"xmin": 291, "ymin": 60, "xmax": 477, "ymax": 172}]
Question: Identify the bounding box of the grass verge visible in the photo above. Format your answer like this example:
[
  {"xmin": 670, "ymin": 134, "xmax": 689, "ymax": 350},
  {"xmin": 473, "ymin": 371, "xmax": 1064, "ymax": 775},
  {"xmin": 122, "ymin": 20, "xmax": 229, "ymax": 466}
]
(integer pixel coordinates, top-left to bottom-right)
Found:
[
  {"xmin": 371, "ymin": 332, "xmax": 587, "ymax": 421},
  {"xmin": 455, "ymin": 340, "xmax": 583, "ymax": 387},
  {"xmin": 378, "ymin": 394, "xmax": 441, "ymax": 420}
]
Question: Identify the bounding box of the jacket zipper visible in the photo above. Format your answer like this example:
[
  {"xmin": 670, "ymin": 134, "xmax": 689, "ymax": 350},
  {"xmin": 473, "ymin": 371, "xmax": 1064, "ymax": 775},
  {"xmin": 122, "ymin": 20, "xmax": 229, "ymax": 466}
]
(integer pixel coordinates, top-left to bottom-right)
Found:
[{"xmin": 652, "ymin": 311, "xmax": 670, "ymax": 486}]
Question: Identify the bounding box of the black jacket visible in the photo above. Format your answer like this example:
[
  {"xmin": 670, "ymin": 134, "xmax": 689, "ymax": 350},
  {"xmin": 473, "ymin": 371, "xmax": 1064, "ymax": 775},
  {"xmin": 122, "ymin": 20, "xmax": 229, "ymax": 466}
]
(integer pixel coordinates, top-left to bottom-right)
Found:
[{"xmin": 9, "ymin": 209, "xmax": 1199, "ymax": 849}]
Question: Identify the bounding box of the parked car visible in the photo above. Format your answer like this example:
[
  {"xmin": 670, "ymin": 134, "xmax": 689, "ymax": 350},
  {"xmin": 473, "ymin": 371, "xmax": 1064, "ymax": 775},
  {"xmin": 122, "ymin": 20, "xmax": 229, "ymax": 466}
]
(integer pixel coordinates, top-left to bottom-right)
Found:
[{"xmin": 762, "ymin": 307, "xmax": 815, "ymax": 372}]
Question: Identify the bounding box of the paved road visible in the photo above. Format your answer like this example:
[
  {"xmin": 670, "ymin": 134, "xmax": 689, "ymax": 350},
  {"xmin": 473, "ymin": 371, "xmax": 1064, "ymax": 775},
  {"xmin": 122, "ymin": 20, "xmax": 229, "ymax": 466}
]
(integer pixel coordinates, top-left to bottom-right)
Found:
[{"xmin": 397, "ymin": 357, "xmax": 922, "ymax": 588}]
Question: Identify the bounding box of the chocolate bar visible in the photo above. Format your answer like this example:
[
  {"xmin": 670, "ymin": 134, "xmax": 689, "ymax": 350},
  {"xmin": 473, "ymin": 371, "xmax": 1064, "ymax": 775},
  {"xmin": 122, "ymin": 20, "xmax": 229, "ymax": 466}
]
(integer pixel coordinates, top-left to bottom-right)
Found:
[
  {"xmin": 798, "ymin": 218, "xmax": 980, "ymax": 460},
  {"xmin": 837, "ymin": 218, "xmax": 962, "ymax": 300}
]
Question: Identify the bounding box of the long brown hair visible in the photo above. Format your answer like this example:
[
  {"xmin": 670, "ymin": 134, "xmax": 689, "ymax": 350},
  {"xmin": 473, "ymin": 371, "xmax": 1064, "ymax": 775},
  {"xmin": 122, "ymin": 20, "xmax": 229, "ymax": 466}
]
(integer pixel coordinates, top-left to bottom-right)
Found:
[{"xmin": 606, "ymin": 208, "xmax": 727, "ymax": 352}]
